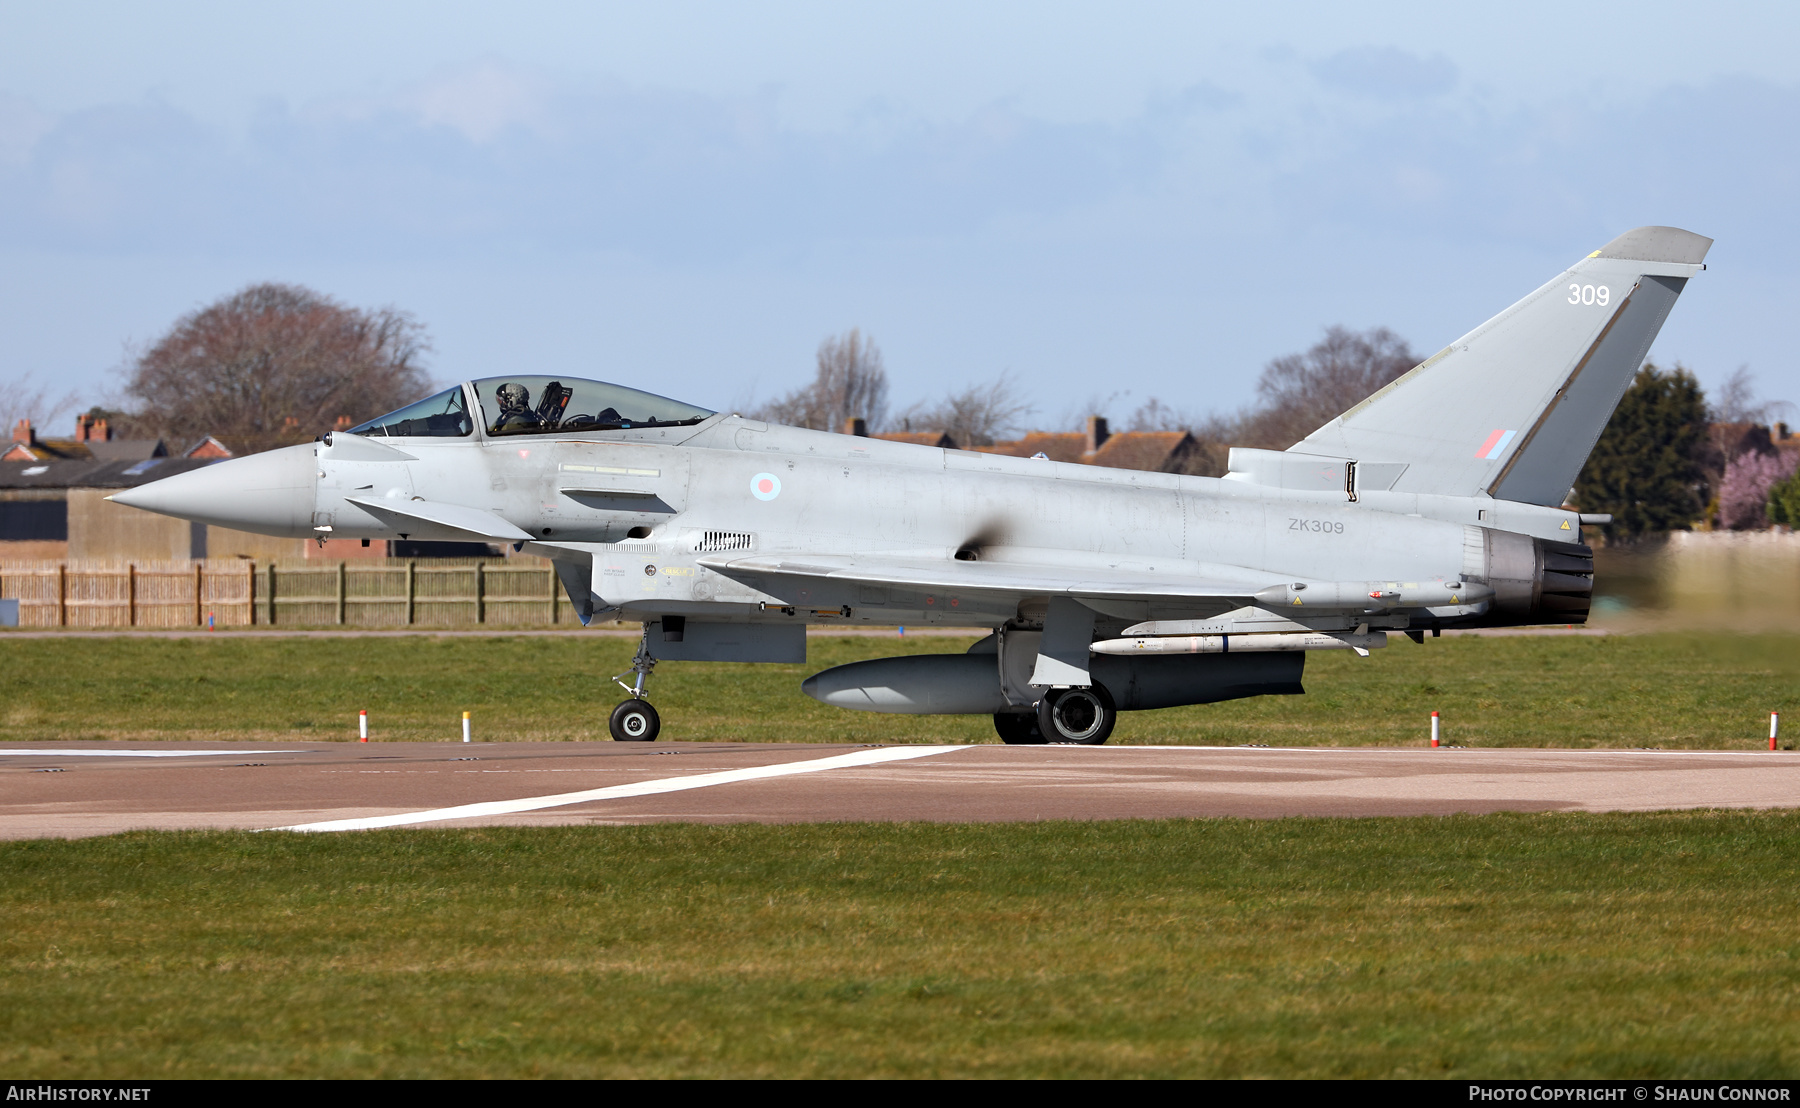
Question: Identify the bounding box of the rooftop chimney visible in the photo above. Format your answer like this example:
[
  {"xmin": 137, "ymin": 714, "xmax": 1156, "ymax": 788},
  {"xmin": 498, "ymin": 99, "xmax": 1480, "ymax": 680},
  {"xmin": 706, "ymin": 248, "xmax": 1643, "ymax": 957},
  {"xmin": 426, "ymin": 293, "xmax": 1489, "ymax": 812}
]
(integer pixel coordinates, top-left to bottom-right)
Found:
[
  {"xmin": 844, "ymin": 417, "xmax": 868, "ymax": 437},
  {"xmin": 74, "ymin": 413, "xmax": 111, "ymax": 442},
  {"xmin": 11, "ymin": 419, "xmax": 34, "ymax": 446},
  {"xmin": 334, "ymin": 415, "xmax": 352, "ymax": 431},
  {"xmin": 1085, "ymin": 415, "xmax": 1109, "ymax": 455}
]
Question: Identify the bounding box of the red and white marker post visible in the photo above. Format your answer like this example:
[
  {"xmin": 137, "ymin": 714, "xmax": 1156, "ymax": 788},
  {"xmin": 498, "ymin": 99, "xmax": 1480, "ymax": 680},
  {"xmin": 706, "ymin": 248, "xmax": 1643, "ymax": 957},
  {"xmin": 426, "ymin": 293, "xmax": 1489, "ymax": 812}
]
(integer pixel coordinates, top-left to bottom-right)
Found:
[
  {"xmin": 1431, "ymin": 710, "xmax": 1440, "ymax": 748},
  {"xmin": 359, "ymin": 710, "xmax": 368, "ymax": 743},
  {"xmin": 1772, "ymin": 711, "xmax": 1780, "ymax": 751}
]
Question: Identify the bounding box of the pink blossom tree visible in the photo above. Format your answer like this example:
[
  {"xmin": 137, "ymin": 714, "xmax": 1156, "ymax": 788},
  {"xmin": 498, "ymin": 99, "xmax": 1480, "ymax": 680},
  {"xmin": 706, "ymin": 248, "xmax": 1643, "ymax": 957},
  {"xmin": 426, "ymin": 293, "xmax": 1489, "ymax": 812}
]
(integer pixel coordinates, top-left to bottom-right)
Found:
[{"xmin": 1719, "ymin": 450, "xmax": 1800, "ymax": 529}]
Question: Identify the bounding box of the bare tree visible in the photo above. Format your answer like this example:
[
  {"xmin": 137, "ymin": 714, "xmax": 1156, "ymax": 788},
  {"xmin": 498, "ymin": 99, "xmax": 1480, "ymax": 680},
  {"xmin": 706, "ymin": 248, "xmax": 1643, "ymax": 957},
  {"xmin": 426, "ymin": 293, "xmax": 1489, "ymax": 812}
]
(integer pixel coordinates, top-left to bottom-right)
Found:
[
  {"xmin": 124, "ymin": 283, "xmax": 432, "ymax": 454},
  {"xmin": 896, "ymin": 372, "xmax": 1033, "ymax": 447},
  {"xmin": 754, "ymin": 328, "xmax": 890, "ymax": 432},
  {"xmin": 1706, "ymin": 366, "xmax": 1794, "ymax": 425},
  {"xmin": 1054, "ymin": 390, "xmax": 1128, "ymax": 433},
  {"xmin": 1689, "ymin": 366, "xmax": 1797, "ymax": 514},
  {"xmin": 1137, "ymin": 326, "xmax": 1419, "ymax": 477},
  {"xmin": 1125, "ymin": 396, "xmax": 1196, "ymax": 433},
  {"xmin": 1238, "ymin": 325, "xmax": 1418, "ymax": 448},
  {"xmin": 0, "ymin": 372, "xmax": 81, "ymax": 439}
]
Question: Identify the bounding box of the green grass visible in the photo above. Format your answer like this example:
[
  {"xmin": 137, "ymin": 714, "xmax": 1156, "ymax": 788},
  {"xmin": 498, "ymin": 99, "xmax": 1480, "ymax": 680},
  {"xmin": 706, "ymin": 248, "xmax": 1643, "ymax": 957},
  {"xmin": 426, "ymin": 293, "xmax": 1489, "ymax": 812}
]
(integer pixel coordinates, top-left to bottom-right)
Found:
[
  {"xmin": 2, "ymin": 813, "xmax": 1797, "ymax": 1078},
  {"xmin": 2, "ymin": 631, "xmax": 1797, "ymax": 747}
]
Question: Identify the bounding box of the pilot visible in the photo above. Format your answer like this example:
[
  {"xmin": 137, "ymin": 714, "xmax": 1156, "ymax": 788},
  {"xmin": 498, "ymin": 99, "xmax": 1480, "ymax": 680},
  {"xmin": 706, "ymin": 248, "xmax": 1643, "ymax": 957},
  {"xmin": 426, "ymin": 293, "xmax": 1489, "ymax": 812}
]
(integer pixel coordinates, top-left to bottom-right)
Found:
[{"xmin": 492, "ymin": 383, "xmax": 544, "ymax": 432}]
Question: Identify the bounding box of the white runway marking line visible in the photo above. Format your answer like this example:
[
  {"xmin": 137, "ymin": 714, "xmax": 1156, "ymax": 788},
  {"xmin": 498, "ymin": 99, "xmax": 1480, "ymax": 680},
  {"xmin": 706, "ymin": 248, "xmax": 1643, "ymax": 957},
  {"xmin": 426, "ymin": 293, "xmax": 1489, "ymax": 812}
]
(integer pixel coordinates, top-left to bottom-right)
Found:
[
  {"xmin": 272, "ymin": 745, "xmax": 973, "ymax": 832},
  {"xmin": 0, "ymin": 749, "xmax": 309, "ymax": 758}
]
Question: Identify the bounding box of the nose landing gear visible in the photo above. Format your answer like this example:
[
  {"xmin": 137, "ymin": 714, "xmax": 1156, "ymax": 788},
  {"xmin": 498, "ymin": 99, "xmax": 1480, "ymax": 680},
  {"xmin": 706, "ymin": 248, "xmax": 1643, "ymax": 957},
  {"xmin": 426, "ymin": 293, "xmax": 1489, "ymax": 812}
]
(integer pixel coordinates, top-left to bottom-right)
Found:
[
  {"xmin": 609, "ymin": 633, "xmax": 661, "ymax": 741},
  {"xmin": 609, "ymin": 699, "xmax": 659, "ymax": 741}
]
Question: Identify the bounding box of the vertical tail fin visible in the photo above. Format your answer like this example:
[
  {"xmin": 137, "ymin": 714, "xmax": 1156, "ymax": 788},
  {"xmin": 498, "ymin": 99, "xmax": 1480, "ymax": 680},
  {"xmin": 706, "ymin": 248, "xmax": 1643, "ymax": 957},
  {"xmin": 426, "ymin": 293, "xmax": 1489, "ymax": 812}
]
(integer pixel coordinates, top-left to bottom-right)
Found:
[{"xmin": 1292, "ymin": 226, "xmax": 1711, "ymax": 506}]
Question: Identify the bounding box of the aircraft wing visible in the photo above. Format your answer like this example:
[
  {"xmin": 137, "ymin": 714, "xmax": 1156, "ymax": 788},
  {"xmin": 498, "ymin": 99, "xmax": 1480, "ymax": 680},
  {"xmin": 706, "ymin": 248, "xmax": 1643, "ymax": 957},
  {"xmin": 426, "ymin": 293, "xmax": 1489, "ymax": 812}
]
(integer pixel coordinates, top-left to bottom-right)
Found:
[
  {"xmin": 344, "ymin": 496, "xmax": 534, "ymax": 542},
  {"xmin": 695, "ymin": 553, "xmax": 1269, "ymax": 605}
]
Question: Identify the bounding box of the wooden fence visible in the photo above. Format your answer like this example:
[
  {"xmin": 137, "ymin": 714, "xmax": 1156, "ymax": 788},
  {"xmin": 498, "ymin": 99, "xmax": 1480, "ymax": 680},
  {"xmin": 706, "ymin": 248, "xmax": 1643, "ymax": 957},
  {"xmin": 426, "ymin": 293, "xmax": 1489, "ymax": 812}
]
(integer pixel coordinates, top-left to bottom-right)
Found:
[{"xmin": 0, "ymin": 559, "xmax": 585, "ymax": 628}]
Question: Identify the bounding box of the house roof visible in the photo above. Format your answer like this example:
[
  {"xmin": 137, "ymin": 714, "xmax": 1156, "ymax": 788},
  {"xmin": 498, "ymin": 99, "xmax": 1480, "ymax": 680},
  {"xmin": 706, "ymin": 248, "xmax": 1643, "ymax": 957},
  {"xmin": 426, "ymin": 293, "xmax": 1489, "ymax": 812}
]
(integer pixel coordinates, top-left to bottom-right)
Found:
[
  {"xmin": 871, "ymin": 430, "xmax": 958, "ymax": 449},
  {"xmin": 982, "ymin": 430, "xmax": 1199, "ymax": 471},
  {"xmin": 2, "ymin": 437, "xmax": 167, "ymax": 463},
  {"xmin": 982, "ymin": 432, "xmax": 1088, "ymax": 463},
  {"xmin": 181, "ymin": 436, "xmax": 234, "ymax": 459},
  {"xmin": 0, "ymin": 456, "xmax": 220, "ymax": 490},
  {"xmin": 1092, "ymin": 431, "xmax": 1195, "ymax": 470},
  {"xmin": 88, "ymin": 439, "xmax": 169, "ymax": 462}
]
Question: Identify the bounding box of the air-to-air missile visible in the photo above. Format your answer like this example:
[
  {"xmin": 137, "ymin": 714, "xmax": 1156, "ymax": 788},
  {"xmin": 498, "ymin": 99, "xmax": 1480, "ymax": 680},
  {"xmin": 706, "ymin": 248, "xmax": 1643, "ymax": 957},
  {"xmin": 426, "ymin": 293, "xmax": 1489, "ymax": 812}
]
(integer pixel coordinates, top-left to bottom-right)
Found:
[{"xmin": 111, "ymin": 227, "xmax": 1711, "ymax": 745}]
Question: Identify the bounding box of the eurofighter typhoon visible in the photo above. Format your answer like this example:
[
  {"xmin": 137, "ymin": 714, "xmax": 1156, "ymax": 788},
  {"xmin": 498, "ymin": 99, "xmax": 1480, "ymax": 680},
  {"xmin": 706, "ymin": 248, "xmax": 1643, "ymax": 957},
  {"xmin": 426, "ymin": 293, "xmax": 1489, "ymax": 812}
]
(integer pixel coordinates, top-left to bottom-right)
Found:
[{"xmin": 113, "ymin": 227, "xmax": 1710, "ymax": 743}]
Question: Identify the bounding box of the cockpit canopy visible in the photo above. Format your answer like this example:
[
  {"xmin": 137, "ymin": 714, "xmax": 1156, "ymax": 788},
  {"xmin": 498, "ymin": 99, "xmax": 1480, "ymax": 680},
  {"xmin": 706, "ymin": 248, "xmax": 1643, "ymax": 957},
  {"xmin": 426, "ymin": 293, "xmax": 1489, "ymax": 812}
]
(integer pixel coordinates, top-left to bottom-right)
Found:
[
  {"xmin": 473, "ymin": 375, "xmax": 714, "ymax": 436},
  {"xmin": 346, "ymin": 377, "xmax": 715, "ymax": 440},
  {"xmin": 346, "ymin": 385, "xmax": 473, "ymax": 438}
]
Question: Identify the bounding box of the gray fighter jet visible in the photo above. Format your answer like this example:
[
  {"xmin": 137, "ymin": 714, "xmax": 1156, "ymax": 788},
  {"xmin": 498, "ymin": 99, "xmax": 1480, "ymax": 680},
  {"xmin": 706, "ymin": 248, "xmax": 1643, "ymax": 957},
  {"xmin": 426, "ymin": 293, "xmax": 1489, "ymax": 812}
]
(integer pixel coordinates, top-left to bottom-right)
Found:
[{"xmin": 112, "ymin": 226, "xmax": 1710, "ymax": 743}]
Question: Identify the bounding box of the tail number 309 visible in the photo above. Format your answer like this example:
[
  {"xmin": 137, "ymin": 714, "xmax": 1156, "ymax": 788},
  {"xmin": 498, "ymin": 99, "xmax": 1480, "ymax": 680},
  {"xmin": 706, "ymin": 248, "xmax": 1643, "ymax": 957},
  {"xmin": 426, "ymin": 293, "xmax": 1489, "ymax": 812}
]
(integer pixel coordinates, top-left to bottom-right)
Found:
[{"xmin": 1568, "ymin": 284, "xmax": 1610, "ymax": 306}]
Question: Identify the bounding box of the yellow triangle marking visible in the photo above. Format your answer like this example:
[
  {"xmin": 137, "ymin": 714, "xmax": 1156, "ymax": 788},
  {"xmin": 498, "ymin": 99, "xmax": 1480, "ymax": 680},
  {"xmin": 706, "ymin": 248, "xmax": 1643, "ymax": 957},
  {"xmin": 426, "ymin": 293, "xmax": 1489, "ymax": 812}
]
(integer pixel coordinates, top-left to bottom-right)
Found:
[{"xmin": 1560, "ymin": 520, "xmax": 1571, "ymax": 530}]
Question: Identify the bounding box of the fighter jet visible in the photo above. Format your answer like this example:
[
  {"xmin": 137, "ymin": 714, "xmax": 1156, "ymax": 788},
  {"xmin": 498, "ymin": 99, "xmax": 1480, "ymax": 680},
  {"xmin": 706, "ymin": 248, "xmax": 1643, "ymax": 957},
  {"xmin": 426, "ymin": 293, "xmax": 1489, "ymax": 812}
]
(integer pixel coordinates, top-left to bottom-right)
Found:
[{"xmin": 112, "ymin": 226, "xmax": 1710, "ymax": 744}]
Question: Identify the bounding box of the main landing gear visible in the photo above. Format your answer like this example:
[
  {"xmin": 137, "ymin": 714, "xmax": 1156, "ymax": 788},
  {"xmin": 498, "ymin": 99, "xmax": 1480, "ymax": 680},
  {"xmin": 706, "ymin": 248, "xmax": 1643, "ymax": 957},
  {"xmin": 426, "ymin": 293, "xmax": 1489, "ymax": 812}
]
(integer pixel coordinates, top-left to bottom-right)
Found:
[
  {"xmin": 609, "ymin": 632, "xmax": 661, "ymax": 742},
  {"xmin": 993, "ymin": 711, "xmax": 1045, "ymax": 744},
  {"xmin": 993, "ymin": 685, "xmax": 1117, "ymax": 746}
]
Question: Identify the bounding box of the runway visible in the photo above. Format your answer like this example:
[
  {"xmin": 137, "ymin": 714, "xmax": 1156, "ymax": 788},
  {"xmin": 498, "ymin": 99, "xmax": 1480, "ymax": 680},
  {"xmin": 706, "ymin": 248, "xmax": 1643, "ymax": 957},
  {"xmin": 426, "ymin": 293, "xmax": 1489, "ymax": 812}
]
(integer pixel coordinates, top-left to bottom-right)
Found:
[{"xmin": 2, "ymin": 740, "xmax": 1797, "ymax": 839}]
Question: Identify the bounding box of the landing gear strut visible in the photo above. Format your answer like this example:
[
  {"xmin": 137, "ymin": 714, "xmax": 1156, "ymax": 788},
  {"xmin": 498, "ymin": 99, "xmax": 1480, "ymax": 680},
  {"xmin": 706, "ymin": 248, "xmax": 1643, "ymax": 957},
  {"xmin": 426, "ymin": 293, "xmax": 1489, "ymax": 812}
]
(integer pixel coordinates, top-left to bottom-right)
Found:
[{"xmin": 609, "ymin": 632, "xmax": 661, "ymax": 742}]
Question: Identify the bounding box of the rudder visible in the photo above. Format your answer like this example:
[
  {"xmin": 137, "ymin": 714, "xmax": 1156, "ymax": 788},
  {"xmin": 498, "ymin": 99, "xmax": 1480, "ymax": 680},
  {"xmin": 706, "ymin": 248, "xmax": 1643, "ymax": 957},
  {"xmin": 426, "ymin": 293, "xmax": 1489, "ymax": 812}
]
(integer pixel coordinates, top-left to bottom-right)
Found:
[{"xmin": 1288, "ymin": 226, "xmax": 1711, "ymax": 505}]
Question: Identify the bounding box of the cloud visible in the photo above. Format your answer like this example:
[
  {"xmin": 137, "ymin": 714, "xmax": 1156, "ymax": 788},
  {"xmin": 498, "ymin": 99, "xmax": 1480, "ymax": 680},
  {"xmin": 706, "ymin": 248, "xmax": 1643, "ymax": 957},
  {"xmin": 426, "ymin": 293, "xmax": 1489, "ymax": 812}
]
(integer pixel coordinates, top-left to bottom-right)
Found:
[
  {"xmin": 0, "ymin": 69, "xmax": 1145, "ymax": 259},
  {"xmin": 0, "ymin": 93, "xmax": 54, "ymax": 166},
  {"xmin": 1311, "ymin": 46, "xmax": 1458, "ymax": 100},
  {"xmin": 401, "ymin": 59, "xmax": 555, "ymax": 143},
  {"xmin": 0, "ymin": 61, "xmax": 1793, "ymax": 277},
  {"xmin": 1258, "ymin": 76, "xmax": 1800, "ymax": 256}
]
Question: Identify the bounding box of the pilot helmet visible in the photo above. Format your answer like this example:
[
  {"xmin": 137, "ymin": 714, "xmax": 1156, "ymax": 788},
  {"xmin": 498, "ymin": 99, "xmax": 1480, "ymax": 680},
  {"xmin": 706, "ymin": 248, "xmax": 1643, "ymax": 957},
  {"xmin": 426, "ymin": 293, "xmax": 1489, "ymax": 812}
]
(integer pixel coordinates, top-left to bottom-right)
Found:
[{"xmin": 495, "ymin": 382, "xmax": 530, "ymax": 410}]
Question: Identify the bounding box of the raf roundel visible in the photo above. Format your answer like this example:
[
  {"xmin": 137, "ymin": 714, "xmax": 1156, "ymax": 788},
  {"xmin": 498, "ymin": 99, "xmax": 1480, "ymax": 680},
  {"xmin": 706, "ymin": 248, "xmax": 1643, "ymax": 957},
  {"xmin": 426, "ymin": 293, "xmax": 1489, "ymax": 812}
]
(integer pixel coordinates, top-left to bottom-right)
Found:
[{"xmin": 751, "ymin": 472, "xmax": 782, "ymax": 501}]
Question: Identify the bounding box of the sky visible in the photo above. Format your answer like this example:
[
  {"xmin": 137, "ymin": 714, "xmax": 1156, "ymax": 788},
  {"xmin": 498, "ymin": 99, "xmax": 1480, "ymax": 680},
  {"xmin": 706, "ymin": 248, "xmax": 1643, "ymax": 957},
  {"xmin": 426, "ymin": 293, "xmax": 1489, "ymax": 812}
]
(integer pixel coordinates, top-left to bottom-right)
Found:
[{"xmin": 2, "ymin": 1, "xmax": 1798, "ymax": 432}]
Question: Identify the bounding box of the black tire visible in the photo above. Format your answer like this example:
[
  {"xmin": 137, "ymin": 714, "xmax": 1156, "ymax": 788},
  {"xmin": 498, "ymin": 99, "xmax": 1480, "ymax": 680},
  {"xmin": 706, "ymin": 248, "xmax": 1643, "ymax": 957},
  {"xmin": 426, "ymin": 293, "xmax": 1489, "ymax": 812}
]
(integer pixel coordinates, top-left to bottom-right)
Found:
[
  {"xmin": 609, "ymin": 699, "xmax": 660, "ymax": 742},
  {"xmin": 993, "ymin": 711, "xmax": 1047, "ymax": 745},
  {"xmin": 1035, "ymin": 686, "xmax": 1116, "ymax": 745}
]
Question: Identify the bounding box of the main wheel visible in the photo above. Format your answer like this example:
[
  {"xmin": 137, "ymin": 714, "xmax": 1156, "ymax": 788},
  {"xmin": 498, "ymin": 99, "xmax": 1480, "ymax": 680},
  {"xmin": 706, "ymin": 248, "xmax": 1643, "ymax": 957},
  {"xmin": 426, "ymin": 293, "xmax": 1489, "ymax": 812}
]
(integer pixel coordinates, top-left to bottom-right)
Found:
[
  {"xmin": 609, "ymin": 698, "xmax": 660, "ymax": 742},
  {"xmin": 993, "ymin": 711, "xmax": 1047, "ymax": 745},
  {"xmin": 1036, "ymin": 686, "xmax": 1116, "ymax": 745}
]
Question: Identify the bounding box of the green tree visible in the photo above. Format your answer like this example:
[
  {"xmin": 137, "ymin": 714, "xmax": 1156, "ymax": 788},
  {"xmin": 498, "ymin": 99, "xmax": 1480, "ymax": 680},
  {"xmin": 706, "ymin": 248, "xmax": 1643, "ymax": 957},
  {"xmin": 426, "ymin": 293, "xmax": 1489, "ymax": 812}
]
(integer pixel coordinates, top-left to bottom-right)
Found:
[
  {"xmin": 1574, "ymin": 362, "xmax": 1707, "ymax": 540},
  {"xmin": 1768, "ymin": 467, "xmax": 1800, "ymax": 528}
]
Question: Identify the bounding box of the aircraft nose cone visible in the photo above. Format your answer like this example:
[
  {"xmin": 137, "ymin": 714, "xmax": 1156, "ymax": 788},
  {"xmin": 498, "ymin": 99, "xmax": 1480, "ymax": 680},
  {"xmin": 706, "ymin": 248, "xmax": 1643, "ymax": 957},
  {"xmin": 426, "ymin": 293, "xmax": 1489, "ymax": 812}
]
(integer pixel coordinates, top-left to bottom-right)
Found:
[{"xmin": 109, "ymin": 443, "xmax": 316, "ymax": 538}]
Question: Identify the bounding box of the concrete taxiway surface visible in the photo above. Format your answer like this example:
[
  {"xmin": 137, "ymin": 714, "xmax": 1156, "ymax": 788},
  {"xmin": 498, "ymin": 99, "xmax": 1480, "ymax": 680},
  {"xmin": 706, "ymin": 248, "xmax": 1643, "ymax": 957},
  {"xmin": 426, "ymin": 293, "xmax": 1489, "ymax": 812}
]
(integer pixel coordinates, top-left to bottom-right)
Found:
[{"xmin": 1, "ymin": 741, "xmax": 1796, "ymax": 839}]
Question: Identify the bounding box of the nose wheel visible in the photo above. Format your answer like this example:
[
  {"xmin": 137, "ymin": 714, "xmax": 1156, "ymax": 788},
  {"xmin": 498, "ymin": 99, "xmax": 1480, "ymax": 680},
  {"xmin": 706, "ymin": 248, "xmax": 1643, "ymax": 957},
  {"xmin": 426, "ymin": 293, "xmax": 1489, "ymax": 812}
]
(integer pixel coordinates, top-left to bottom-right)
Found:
[
  {"xmin": 609, "ymin": 699, "xmax": 660, "ymax": 742},
  {"xmin": 609, "ymin": 631, "xmax": 662, "ymax": 741}
]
